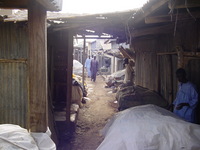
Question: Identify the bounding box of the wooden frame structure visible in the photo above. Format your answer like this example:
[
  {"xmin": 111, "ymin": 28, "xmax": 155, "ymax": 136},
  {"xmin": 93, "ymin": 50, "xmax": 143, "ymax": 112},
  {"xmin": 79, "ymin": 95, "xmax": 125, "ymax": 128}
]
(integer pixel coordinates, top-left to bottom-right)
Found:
[{"xmin": 0, "ymin": 0, "xmax": 63, "ymax": 133}]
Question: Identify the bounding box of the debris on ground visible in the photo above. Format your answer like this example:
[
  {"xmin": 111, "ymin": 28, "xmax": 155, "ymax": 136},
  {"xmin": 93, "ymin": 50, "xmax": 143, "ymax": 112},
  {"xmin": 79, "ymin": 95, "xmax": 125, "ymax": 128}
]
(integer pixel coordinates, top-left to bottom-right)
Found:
[
  {"xmin": 70, "ymin": 76, "xmax": 117, "ymax": 150},
  {"xmin": 105, "ymin": 69, "xmax": 125, "ymax": 88}
]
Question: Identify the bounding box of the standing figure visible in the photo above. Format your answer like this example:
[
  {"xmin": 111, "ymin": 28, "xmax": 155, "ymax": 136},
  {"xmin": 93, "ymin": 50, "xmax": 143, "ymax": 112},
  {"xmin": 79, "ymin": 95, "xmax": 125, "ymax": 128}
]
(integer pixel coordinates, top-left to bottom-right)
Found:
[
  {"xmin": 172, "ymin": 68, "xmax": 198, "ymax": 123},
  {"xmin": 90, "ymin": 56, "xmax": 98, "ymax": 82},
  {"xmin": 85, "ymin": 55, "xmax": 92, "ymax": 78},
  {"xmin": 123, "ymin": 58, "xmax": 135, "ymax": 84}
]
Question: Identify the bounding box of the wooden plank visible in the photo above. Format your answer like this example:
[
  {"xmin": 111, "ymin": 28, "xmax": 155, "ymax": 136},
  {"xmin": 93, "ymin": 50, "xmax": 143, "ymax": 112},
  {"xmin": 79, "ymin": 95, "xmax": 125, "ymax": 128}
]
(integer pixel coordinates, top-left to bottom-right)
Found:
[
  {"xmin": 145, "ymin": 12, "xmax": 200, "ymax": 24},
  {"xmin": 183, "ymin": 52, "xmax": 200, "ymax": 57},
  {"xmin": 157, "ymin": 51, "xmax": 200, "ymax": 57},
  {"xmin": 132, "ymin": 24, "xmax": 174, "ymax": 38},
  {"xmin": 119, "ymin": 46, "xmax": 135, "ymax": 60},
  {"xmin": 0, "ymin": 58, "xmax": 27, "ymax": 63},
  {"xmin": 157, "ymin": 52, "xmax": 177, "ymax": 55},
  {"xmin": 28, "ymin": 1, "xmax": 47, "ymax": 132},
  {"xmin": 169, "ymin": 0, "xmax": 200, "ymax": 9},
  {"xmin": 133, "ymin": 0, "xmax": 168, "ymax": 24}
]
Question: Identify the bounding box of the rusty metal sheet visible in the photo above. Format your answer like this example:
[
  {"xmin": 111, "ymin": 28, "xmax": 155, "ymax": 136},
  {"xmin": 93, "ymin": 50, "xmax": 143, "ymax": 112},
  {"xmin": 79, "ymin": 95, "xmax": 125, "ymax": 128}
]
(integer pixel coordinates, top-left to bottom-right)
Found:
[
  {"xmin": 0, "ymin": 62, "xmax": 28, "ymax": 128},
  {"xmin": 0, "ymin": 22, "xmax": 28, "ymax": 128}
]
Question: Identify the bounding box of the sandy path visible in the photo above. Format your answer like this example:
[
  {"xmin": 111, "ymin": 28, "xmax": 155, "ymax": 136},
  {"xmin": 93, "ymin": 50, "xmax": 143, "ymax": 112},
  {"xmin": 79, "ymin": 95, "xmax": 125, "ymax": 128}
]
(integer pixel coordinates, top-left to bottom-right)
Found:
[{"xmin": 70, "ymin": 75, "xmax": 117, "ymax": 150}]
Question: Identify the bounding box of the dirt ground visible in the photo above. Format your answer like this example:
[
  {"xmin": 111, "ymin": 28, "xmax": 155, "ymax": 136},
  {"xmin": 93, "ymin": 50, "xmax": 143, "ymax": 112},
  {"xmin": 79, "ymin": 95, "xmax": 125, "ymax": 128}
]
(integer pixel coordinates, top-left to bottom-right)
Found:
[{"xmin": 69, "ymin": 75, "xmax": 118, "ymax": 150}]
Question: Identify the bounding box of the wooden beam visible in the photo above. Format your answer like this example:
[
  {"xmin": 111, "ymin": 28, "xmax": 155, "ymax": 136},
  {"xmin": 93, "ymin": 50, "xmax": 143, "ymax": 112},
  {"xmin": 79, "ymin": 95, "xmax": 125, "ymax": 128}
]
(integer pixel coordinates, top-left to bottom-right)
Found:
[
  {"xmin": 0, "ymin": 0, "xmax": 27, "ymax": 9},
  {"xmin": 169, "ymin": 0, "xmax": 200, "ymax": 9},
  {"xmin": 157, "ymin": 51, "xmax": 200, "ymax": 57},
  {"xmin": 28, "ymin": 0, "xmax": 47, "ymax": 132},
  {"xmin": 133, "ymin": 0, "xmax": 169, "ymax": 25},
  {"xmin": 145, "ymin": 12, "xmax": 200, "ymax": 24},
  {"xmin": 132, "ymin": 24, "xmax": 174, "ymax": 38},
  {"xmin": 75, "ymin": 37, "xmax": 115, "ymax": 39},
  {"xmin": 0, "ymin": 58, "xmax": 27, "ymax": 63},
  {"xmin": 157, "ymin": 52, "xmax": 177, "ymax": 55},
  {"xmin": 119, "ymin": 46, "xmax": 135, "ymax": 60}
]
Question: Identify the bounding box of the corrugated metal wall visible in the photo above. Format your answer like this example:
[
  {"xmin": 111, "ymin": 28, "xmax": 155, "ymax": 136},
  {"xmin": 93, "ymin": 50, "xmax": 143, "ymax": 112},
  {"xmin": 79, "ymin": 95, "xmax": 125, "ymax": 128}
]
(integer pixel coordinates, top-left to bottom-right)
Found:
[
  {"xmin": 133, "ymin": 20, "xmax": 200, "ymax": 105},
  {"xmin": 186, "ymin": 59, "xmax": 200, "ymax": 92},
  {"xmin": 135, "ymin": 51, "xmax": 158, "ymax": 91},
  {"xmin": 158, "ymin": 55, "xmax": 177, "ymax": 104},
  {"xmin": 134, "ymin": 35, "xmax": 173, "ymax": 93},
  {"xmin": 0, "ymin": 22, "xmax": 28, "ymax": 128}
]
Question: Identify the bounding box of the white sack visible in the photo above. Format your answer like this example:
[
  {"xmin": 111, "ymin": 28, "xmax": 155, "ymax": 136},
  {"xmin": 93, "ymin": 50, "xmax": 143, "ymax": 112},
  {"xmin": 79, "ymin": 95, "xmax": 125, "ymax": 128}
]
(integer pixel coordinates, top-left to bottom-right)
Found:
[
  {"xmin": 110, "ymin": 69, "xmax": 125, "ymax": 78},
  {"xmin": 31, "ymin": 132, "xmax": 56, "ymax": 150},
  {"xmin": 73, "ymin": 59, "xmax": 83, "ymax": 76},
  {"xmin": 0, "ymin": 124, "xmax": 56, "ymax": 150},
  {"xmin": 0, "ymin": 124, "xmax": 38, "ymax": 150},
  {"xmin": 97, "ymin": 104, "xmax": 200, "ymax": 150}
]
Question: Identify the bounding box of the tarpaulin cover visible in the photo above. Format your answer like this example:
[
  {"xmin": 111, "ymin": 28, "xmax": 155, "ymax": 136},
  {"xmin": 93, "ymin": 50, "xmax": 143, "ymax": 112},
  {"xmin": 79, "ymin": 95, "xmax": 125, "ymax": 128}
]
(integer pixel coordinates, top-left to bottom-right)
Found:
[
  {"xmin": 97, "ymin": 105, "xmax": 200, "ymax": 150},
  {"xmin": 0, "ymin": 124, "xmax": 56, "ymax": 150}
]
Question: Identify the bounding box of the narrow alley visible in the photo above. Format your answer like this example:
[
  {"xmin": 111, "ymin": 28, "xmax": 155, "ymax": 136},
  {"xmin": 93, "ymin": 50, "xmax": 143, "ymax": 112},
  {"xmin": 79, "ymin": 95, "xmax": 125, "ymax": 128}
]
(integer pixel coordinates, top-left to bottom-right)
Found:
[{"xmin": 69, "ymin": 75, "xmax": 118, "ymax": 150}]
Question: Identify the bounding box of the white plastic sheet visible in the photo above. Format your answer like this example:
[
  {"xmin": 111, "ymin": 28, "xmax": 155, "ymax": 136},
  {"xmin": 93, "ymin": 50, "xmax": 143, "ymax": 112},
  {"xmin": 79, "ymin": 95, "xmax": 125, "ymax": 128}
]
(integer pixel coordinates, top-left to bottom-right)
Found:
[
  {"xmin": 0, "ymin": 124, "xmax": 38, "ymax": 150},
  {"xmin": 73, "ymin": 59, "xmax": 83, "ymax": 76},
  {"xmin": 97, "ymin": 105, "xmax": 200, "ymax": 150},
  {"xmin": 31, "ymin": 132, "xmax": 56, "ymax": 150},
  {"xmin": 0, "ymin": 124, "xmax": 56, "ymax": 150},
  {"xmin": 105, "ymin": 69, "xmax": 125, "ymax": 87}
]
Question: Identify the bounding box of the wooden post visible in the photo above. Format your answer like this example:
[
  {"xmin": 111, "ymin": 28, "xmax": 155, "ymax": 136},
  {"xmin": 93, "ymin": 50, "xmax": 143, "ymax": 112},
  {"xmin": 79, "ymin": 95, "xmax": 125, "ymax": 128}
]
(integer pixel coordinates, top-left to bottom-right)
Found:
[
  {"xmin": 113, "ymin": 56, "xmax": 116, "ymax": 73},
  {"xmin": 157, "ymin": 55, "xmax": 161, "ymax": 94},
  {"xmin": 82, "ymin": 36, "xmax": 86, "ymax": 87},
  {"xmin": 28, "ymin": 1, "xmax": 47, "ymax": 132},
  {"xmin": 169, "ymin": 55, "xmax": 174, "ymax": 104},
  {"xmin": 176, "ymin": 47, "xmax": 184, "ymax": 68},
  {"xmin": 66, "ymin": 31, "xmax": 73, "ymax": 128}
]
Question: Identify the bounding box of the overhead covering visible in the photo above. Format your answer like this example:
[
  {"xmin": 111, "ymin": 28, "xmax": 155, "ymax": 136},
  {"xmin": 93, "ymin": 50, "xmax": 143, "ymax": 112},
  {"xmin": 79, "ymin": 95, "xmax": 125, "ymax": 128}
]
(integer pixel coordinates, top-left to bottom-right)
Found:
[
  {"xmin": 2, "ymin": 9, "xmax": 138, "ymax": 42},
  {"xmin": 0, "ymin": 0, "xmax": 62, "ymax": 11},
  {"xmin": 3, "ymin": 0, "xmax": 200, "ymax": 42}
]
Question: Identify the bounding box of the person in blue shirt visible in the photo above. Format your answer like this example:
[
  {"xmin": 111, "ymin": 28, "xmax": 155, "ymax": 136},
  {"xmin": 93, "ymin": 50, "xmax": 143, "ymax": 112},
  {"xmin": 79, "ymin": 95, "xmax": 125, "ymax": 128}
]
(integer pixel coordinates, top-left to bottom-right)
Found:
[
  {"xmin": 172, "ymin": 68, "xmax": 198, "ymax": 123},
  {"xmin": 84, "ymin": 55, "xmax": 92, "ymax": 78}
]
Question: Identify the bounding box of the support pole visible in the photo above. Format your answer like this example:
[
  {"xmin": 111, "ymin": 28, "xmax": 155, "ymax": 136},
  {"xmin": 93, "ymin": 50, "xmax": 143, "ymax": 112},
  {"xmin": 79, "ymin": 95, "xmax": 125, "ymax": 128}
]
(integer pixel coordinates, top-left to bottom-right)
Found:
[
  {"xmin": 82, "ymin": 36, "xmax": 86, "ymax": 87},
  {"xmin": 28, "ymin": 1, "xmax": 47, "ymax": 132},
  {"xmin": 66, "ymin": 31, "xmax": 73, "ymax": 128}
]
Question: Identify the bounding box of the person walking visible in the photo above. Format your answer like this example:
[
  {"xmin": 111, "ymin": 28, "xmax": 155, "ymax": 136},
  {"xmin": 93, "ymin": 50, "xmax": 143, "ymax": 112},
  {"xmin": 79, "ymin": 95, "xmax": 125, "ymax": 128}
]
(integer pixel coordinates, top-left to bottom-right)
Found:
[
  {"xmin": 90, "ymin": 55, "xmax": 98, "ymax": 82},
  {"xmin": 85, "ymin": 55, "xmax": 92, "ymax": 78}
]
